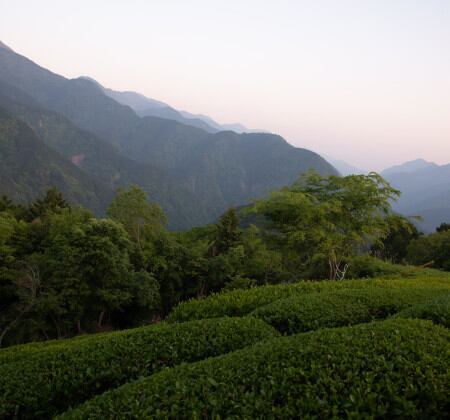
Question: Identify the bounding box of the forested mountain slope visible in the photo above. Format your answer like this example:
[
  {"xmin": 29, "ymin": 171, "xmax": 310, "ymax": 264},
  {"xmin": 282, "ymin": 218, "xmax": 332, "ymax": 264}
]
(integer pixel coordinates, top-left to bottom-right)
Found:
[
  {"xmin": 0, "ymin": 81, "xmax": 209, "ymax": 229},
  {"xmin": 0, "ymin": 107, "xmax": 112, "ymax": 213},
  {"xmin": 0, "ymin": 42, "xmax": 338, "ymax": 227}
]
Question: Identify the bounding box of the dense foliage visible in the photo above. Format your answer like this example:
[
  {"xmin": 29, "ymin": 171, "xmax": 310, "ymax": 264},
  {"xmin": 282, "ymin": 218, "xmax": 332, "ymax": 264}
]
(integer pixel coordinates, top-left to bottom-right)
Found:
[
  {"xmin": 407, "ymin": 229, "xmax": 450, "ymax": 271},
  {"xmin": 0, "ymin": 106, "xmax": 111, "ymax": 215},
  {"xmin": 59, "ymin": 319, "xmax": 449, "ymax": 419},
  {"xmin": 1, "ymin": 162, "xmax": 448, "ymax": 347},
  {"xmin": 169, "ymin": 274, "xmax": 449, "ymax": 323},
  {"xmin": 0, "ymin": 186, "xmax": 286, "ymax": 346},
  {"xmin": 246, "ymin": 170, "xmax": 402, "ymax": 280},
  {"xmin": 393, "ymin": 294, "xmax": 450, "ymax": 328},
  {"xmin": 249, "ymin": 287, "xmax": 446, "ymax": 334},
  {"xmin": 0, "ymin": 317, "xmax": 278, "ymax": 418}
]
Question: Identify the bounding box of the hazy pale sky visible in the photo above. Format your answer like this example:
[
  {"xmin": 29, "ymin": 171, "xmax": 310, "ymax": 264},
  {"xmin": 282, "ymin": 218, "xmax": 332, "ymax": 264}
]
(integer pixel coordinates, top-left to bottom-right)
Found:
[{"xmin": 1, "ymin": 0, "xmax": 449, "ymax": 170}]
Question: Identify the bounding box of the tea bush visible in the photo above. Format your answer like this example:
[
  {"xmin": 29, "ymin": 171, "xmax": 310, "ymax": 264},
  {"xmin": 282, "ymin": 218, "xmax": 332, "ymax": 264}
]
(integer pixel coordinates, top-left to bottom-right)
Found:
[
  {"xmin": 0, "ymin": 317, "xmax": 279, "ymax": 419},
  {"xmin": 59, "ymin": 319, "xmax": 449, "ymax": 419},
  {"xmin": 169, "ymin": 274, "xmax": 450, "ymax": 322},
  {"xmin": 393, "ymin": 294, "xmax": 450, "ymax": 327},
  {"xmin": 249, "ymin": 287, "xmax": 445, "ymax": 334}
]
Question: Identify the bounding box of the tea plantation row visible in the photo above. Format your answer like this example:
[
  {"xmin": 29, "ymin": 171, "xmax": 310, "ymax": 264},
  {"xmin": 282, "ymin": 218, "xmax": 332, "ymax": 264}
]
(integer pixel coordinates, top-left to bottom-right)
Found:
[
  {"xmin": 2, "ymin": 273, "xmax": 449, "ymax": 419},
  {"xmin": 59, "ymin": 319, "xmax": 449, "ymax": 419},
  {"xmin": 0, "ymin": 318, "xmax": 278, "ymax": 419},
  {"xmin": 169, "ymin": 274, "xmax": 450, "ymax": 322},
  {"xmin": 249, "ymin": 287, "xmax": 449, "ymax": 334}
]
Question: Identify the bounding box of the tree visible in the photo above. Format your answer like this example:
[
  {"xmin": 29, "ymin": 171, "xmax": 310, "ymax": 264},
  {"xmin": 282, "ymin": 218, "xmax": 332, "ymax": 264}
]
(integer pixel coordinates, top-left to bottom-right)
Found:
[
  {"xmin": 407, "ymin": 230, "xmax": 450, "ymax": 271},
  {"xmin": 0, "ymin": 194, "xmax": 27, "ymax": 220},
  {"xmin": 436, "ymin": 222, "xmax": 450, "ymax": 233},
  {"xmin": 209, "ymin": 206, "xmax": 242, "ymax": 257},
  {"xmin": 247, "ymin": 170, "xmax": 401, "ymax": 280},
  {"xmin": 0, "ymin": 213, "xmax": 36, "ymax": 347},
  {"xmin": 28, "ymin": 186, "xmax": 69, "ymax": 220},
  {"xmin": 0, "ymin": 261, "xmax": 41, "ymax": 348},
  {"xmin": 107, "ymin": 185, "xmax": 166, "ymax": 253},
  {"xmin": 33, "ymin": 208, "xmax": 133, "ymax": 336},
  {"xmin": 371, "ymin": 215, "xmax": 420, "ymax": 263}
]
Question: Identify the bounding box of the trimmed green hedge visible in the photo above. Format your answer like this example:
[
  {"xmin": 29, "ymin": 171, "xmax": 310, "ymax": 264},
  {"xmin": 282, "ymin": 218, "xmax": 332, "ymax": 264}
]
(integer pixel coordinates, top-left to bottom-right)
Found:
[
  {"xmin": 168, "ymin": 282, "xmax": 325, "ymax": 323},
  {"xmin": 249, "ymin": 287, "xmax": 445, "ymax": 334},
  {"xmin": 59, "ymin": 319, "xmax": 450, "ymax": 419},
  {"xmin": 169, "ymin": 274, "xmax": 450, "ymax": 323},
  {"xmin": 0, "ymin": 317, "xmax": 279, "ymax": 419},
  {"xmin": 393, "ymin": 294, "xmax": 450, "ymax": 328},
  {"xmin": 0, "ymin": 330, "xmax": 114, "ymax": 364}
]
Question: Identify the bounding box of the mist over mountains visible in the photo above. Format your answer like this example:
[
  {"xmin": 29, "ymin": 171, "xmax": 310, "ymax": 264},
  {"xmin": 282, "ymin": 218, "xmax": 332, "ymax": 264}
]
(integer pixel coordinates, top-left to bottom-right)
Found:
[
  {"xmin": 81, "ymin": 76, "xmax": 264, "ymax": 134},
  {"xmin": 380, "ymin": 159, "xmax": 450, "ymax": 233},
  {"xmin": 323, "ymin": 155, "xmax": 449, "ymax": 233},
  {"xmin": 0, "ymin": 40, "xmax": 447, "ymax": 232},
  {"xmin": 0, "ymin": 41, "xmax": 337, "ymax": 229}
]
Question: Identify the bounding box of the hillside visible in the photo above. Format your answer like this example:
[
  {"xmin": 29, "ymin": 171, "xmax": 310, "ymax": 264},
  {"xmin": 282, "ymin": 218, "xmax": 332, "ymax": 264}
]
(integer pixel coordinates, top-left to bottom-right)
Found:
[
  {"xmin": 381, "ymin": 158, "xmax": 438, "ymax": 177},
  {"xmin": 0, "ymin": 80, "xmax": 209, "ymax": 229},
  {"xmin": 382, "ymin": 161, "xmax": 450, "ymax": 232},
  {"xmin": 0, "ymin": 107, "xmax": 112, "ymax": 213},
  {"xmin": 0, "ymin": 42, "xmax": 338, "ymax": 227},
  {"xmin": 97, "ymin": 81, "xmax": 219, "ymax": 133},
  {"xmin": 322, "ymin": 155, "xmax": 367, "ymax": 176},
  {"xmin": 1, "ymin": 273, "xmax": 448, "ymax": 418},
  {"xmin": 94, "ymin": 78, "xmax": 261, "ymax": 134}
]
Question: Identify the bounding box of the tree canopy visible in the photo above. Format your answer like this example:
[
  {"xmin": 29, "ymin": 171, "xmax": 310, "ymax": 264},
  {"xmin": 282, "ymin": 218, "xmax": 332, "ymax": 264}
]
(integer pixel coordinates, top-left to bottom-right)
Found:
[{"xmin": 247, "ymin": 171, "xmax": 402, "ymax": 280}]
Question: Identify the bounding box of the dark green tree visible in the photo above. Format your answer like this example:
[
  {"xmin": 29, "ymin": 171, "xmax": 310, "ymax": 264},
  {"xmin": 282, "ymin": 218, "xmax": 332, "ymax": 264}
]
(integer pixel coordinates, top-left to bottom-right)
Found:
[
  {"xmin": 107, "ymin": 185, "xmax": 166, "ymax": 253},
  {"xmin": 247, "ymin": 171, "xmax": 401, "ymax": 280},
  {"xmin": 436, "ymin": 222, "xmax": 450, "ymax": 233},
  {"xmin": 407, "ymin": 230, "xmax": 450, "ymax": 271},
  {"xmin": 28, "ymin": 186, "xmax": 69, "ymax": 220},
  {"xmin": 0, "ymin": 212, "xmax": 39, "ymax": 347},
  {"xmin": 371, "ymin": 215, "xmax": 420, "ymax": 263},
  {"xmin": 209, "ymin": 206, "xmax": 242, "ymax": 257}
]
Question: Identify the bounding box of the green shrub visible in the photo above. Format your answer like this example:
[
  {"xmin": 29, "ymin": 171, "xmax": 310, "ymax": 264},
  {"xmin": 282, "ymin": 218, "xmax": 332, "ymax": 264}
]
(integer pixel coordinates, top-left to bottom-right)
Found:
[
  {"xmin": 59, "ymin": 319, "xmax": 449, "ymax": 419},
  {"xmin": 249, "ymin": 287, "xmax": 444, "ymax": 334},
  {"xmin": 169, "ymin": 274, "xmax": 450, "ymax": 323},
  {"xmin": 393, "ymin": 294, "xmax": 450, "ymax": 328},
  {"xmin": 168, "ymin": 282, "xmax": 325, "ymax": 323},
  {"xmin": 0, "ymin": 317, "xmax": 279, "ymax": 419},
  {"xmin": 0, "ymin": 330, "xmax": 114, "ymax": 364},
  {"xmin": 346, "ymin": 255, "xmax": 406, "ymax": 278}
]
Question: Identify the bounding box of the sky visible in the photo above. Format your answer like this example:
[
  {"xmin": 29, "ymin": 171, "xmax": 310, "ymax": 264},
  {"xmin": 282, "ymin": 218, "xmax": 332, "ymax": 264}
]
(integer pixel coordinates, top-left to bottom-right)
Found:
[{"xmin": 1, "ymin": 0, "xmax": 449, "ymax": 171}]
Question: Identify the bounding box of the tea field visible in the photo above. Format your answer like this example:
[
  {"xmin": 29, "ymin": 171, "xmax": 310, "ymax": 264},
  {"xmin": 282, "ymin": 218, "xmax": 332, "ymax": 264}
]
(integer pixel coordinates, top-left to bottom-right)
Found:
[{"xmin": 1, "ymin": 271, "xmax": 449, "ymax": 419}]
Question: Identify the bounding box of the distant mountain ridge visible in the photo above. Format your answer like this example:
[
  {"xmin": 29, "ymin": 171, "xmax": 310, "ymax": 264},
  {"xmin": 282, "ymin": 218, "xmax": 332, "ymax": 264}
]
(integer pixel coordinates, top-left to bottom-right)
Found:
[
  {"xmin": 381, "ymin": 160, "xmax": 450, "ymax": 233},
  {"xmin": 0, "ymin": 41, "xmax": 12, "ymax": 52},
  {"xmin": 79, "ymin": 76, "xmax": 264, "ymax": 134},
  {"xmin": 381, "ymin": 158, "xmax": 438, "ymax": 177},
  {"xmin": 321, "ymin": 155, "xmax": 367, "ymax": 176},
  {"xmin": 0, "ymin": 41, "xmax": 337, "ymax": 229}
]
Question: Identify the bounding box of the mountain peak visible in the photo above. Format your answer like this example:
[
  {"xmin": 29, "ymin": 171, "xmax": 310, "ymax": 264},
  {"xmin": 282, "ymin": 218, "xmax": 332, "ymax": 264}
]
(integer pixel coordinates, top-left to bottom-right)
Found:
[
  {"xmin": 0, "ymin": 41, "xmax": 13, "ymax": 52},
  {"xmin": 78, "ymin": 76, "xmax": 103, "ymax": 88},
  {"xmin": 381, "ymin": 158, "xmax": 437, "ymax": 176}
]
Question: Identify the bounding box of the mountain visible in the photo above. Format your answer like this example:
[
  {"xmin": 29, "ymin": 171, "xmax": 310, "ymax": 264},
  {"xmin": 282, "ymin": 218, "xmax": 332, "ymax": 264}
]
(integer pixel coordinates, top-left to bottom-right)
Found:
[
  {"xmin": 179, "ymin": 110, "xmax": 266, "ymax": 134},
  {"xmin": 381, "ymin": 158, "xmax": 437, "ymax": 177},
  {"xmin": 0, "ymin": 106, "xmax": 113, "ymax": 213},
  {"xmin": 94, "ymin": 82, "xmax": 218, "ymax": 134},
  {"xmin": 322, "ymin": 155, "xmax": 367, "ymax": 176},
  {"xmin": 0, "ymin": 41, "xmax": 12, "ymax": 52},
  {"xmin": 381, "ymin": 162, "xmax": 450, "ymax": 233},
  {"xmin": 84, "ymin": 76, "xmax": 263, "ymax": 134},
  {"xmin": 0, "ymin": 41, "xmax": 338, "ymax": 228},
  {"xmin": 0, "ymin": 80, "xmax": 208, "ymax": 229}
]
